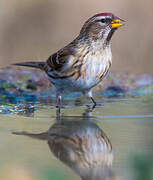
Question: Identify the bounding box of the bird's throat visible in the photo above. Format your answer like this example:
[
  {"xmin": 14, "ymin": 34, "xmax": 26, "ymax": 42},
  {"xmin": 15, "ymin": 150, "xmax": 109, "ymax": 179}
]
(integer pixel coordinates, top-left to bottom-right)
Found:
[{"xmin": 106, "ymin": 28, "xmax": 116, "ymax": 44}]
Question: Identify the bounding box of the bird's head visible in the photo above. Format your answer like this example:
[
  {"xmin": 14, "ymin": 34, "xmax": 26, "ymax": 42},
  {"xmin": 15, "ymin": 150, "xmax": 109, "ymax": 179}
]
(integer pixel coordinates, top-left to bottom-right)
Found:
[{"xmin": 80, "ymin": 13, "xmax": 125, "ymax": 45}]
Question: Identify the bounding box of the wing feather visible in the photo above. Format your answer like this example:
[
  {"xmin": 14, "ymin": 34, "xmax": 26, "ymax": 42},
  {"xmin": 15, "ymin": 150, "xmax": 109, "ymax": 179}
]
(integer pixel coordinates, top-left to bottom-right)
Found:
[
  {"xmin": 45, "ymin": 43, "xmax": 84, "ymax": 79},
  {"xmin": 46, "ymin": 45, "xmax": 76, "ymax": 71}
]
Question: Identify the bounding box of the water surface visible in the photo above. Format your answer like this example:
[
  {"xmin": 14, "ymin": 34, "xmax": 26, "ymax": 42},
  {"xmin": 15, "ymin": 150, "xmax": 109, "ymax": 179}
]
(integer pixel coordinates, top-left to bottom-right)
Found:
[{"xmin": 0, "ymin": 97, "xmax": 153, "ymax": 180}]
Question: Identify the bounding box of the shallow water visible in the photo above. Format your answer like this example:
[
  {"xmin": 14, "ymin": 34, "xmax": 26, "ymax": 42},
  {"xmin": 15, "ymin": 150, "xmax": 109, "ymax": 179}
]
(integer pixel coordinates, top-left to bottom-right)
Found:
[{"xmin": 0, "ymin": 97, "xmax": 153, "ymax": 180}]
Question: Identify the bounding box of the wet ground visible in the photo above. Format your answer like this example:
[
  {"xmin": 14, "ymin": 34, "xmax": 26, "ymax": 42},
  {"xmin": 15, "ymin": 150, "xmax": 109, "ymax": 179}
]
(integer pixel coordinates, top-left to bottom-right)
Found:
[{"xmin": 0, "ymin": 68, "xmax": 153, "ymax": 180}]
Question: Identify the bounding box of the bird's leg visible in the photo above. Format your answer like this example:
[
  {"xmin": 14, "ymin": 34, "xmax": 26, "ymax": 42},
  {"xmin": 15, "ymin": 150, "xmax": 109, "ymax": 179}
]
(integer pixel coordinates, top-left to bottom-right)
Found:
[
  {"xmin": 56, "ymin": 95, "xmax": 62, "ymax": 115},
  {"xmin": 83, "ymin": 106, "xmax": 93, "ymax": 118},
  {"xmin": 90, "ymin": 97, "xmax": 97, "ymax": 109},
  {"xmin": 84, "ymin": 90, "xmax": 97, "ymax": 111}
]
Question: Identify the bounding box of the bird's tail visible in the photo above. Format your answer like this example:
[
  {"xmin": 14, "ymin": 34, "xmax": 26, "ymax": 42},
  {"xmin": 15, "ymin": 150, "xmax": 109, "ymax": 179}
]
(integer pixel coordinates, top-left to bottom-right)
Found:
[
  {"xmin": 13, "ymin": 61, "xmax": 45, "ymax": 70},
  {"xmin": 12, "ymin": 131, "xmax": 48, "ymax": 140}
]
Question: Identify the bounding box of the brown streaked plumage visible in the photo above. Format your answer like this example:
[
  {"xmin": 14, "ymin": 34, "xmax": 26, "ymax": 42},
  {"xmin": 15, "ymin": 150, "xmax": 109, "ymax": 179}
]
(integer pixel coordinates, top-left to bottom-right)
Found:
[
  {"xmin": 98, "ymin": 60, "xmax": 112, "ymax": 81},
  {"xmin": 13, "ymin": 13, "xmax": 124, "ymax": 111}
]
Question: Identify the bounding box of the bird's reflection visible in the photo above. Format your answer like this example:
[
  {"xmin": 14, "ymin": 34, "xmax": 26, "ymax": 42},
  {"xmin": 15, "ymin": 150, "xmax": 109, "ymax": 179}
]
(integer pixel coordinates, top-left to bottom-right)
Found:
[{"xmin": 13, "ymin": 109, "xmax": 116, "ymax": 180}]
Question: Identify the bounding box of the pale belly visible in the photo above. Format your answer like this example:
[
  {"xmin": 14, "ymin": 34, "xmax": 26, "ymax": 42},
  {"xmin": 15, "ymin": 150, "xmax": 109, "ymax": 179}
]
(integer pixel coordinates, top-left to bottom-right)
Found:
[
  {"xmin": 48, "ymin": 61, "xmax": 110, "ymax": 93},
  {"xmin": 49, "ymin": 76, "xmax": 99, "ymax": 93}
]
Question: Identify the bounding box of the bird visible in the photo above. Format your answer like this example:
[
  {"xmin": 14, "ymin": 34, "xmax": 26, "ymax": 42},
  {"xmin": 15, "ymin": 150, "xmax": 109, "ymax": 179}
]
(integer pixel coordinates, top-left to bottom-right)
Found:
[{"xmin": 13, "ymin": 13, "xmax": 124, "ymax": 110}]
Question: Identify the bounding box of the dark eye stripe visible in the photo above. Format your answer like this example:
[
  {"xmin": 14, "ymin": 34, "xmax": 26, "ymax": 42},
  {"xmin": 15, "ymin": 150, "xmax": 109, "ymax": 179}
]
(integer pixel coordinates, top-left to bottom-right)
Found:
[{"xmin": 100, "ymin": 18, "xmax": 112, "ymax": 24}]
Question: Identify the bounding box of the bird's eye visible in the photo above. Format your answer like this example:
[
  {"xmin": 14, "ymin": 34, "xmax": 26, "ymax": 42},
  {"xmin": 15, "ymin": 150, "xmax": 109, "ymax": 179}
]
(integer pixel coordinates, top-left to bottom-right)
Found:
[
  {"xmin": 100, "ymin": 18, "xmax": 111, "ymax": 24},
  {"xmin": 100, "ymin": 18, "xmax": 106, "ymax": 23}
]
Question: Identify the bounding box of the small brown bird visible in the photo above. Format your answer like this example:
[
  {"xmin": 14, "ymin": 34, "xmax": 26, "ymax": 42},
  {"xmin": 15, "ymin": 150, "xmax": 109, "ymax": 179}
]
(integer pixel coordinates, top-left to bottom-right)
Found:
[{"xmin": 13, "ymin": 13, "xmax": 124, "ymax": 109}]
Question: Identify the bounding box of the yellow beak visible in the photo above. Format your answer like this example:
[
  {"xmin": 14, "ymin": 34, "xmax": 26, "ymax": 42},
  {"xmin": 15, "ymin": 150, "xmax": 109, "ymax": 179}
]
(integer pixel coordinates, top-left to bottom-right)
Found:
[{"xmin": 111, "ymin": 19, "xmax": 124, "ymax": 28}]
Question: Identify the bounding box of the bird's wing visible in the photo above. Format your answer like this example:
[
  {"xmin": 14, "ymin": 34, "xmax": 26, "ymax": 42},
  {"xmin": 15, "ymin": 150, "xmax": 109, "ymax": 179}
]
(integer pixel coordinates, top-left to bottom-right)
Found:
[{"xmin": 45, "ymin": 45, "xmax": 82, "ymax": 79}]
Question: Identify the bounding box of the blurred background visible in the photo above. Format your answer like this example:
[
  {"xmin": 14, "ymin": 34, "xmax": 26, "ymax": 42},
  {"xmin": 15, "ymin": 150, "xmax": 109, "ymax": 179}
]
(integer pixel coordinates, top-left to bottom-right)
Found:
[
  {"xmin": 0, "ymin": 0, "xmax": 153, "ymax": 74},
  {"xmin": 0, "ymin": 1, "xmax": 153, "ymax": 180}
]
